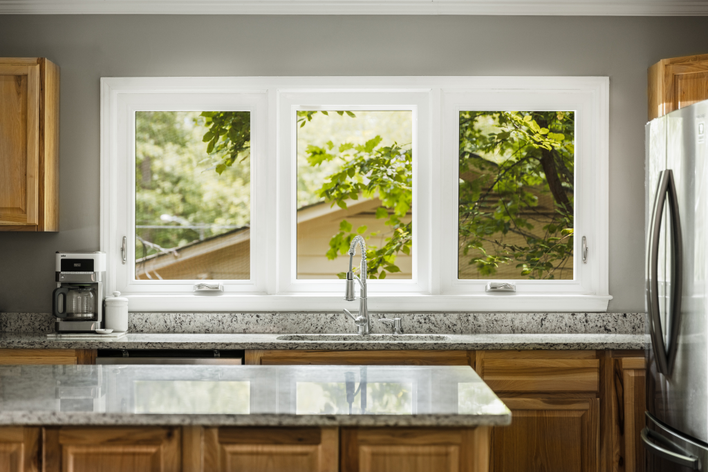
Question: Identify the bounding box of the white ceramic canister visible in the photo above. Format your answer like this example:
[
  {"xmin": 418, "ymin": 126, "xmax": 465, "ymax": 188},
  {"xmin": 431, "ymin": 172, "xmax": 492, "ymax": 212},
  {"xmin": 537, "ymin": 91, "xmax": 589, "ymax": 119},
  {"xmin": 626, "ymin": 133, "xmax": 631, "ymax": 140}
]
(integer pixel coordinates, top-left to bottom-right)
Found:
[{"xmin": 104, "ymin": 291, "xmax": 129, "ymax": 332}]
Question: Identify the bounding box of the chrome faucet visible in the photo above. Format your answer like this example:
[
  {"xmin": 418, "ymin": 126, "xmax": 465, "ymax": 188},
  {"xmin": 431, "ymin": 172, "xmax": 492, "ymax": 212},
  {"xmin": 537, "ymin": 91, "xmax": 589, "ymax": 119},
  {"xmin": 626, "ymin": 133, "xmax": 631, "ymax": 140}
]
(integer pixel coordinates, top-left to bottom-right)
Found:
[{"xmin": 343, "ymin": 235, "xmax": 370, "ymax": 336}]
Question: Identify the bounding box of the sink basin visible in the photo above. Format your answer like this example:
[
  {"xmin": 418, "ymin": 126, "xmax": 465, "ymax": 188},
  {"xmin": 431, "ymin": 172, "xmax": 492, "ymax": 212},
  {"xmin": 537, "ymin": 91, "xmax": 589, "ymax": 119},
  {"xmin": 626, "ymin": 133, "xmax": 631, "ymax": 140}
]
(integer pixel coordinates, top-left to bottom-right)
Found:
[{"xmin": 276, "ymin": 334, "xmax": 450, "ymax": 342}]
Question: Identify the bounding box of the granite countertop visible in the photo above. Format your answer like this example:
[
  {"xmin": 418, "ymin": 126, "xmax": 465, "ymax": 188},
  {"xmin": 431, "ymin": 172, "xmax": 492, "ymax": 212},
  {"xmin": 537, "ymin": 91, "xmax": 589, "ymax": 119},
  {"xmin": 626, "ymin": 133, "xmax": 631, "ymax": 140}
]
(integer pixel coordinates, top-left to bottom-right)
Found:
[
  {"xmin": 0, "ymin": 364, "xmax": 511, "ymax": 427},
  {"xmin": 0, "ymin": 332, "xmax": 649, "ymax": 350}
]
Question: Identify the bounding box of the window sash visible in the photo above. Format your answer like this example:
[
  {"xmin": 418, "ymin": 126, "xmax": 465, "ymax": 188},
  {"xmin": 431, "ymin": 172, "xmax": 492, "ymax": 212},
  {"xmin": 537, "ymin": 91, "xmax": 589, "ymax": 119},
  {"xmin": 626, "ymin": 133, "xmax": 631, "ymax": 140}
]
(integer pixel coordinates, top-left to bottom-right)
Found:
[
  {"xmin": 101, "ymin": 76, "xmax": 610, "ymax": 312},
  {"xmin": 275, "ymin": 91, "xmax": 432, "ymax": 294}
]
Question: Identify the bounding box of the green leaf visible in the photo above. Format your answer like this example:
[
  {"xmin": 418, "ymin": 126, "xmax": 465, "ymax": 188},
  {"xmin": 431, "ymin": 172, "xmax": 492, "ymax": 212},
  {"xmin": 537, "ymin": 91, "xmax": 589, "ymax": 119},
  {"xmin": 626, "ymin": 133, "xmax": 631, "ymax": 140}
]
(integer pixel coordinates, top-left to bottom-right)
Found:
[
  {"xmin": 339, "ymin": 220, "xmax": 352, "ymax": 233},
  {"xmin": 375, "ymin": 207, "xmax": 388, "ymax": 219},
  {"xmin": 357, "ymin": 225, "xmax": 368, "ymax": 234}
]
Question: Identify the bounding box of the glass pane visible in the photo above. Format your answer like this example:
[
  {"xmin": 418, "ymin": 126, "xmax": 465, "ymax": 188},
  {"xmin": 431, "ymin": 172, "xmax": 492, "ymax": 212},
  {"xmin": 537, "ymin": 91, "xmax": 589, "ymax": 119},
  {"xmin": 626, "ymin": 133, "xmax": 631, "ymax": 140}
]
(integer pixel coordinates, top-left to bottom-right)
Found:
[
  {"xmin": 135, "ymin": 111, "xmax": 251, "ymax": 280},
  {"xmin": 458, "ymin": 111, "xmax": 575, "ymax": 280},
  {"xmin": 296, "ymin": 110, "xmax": 413, "ymax": 280}
]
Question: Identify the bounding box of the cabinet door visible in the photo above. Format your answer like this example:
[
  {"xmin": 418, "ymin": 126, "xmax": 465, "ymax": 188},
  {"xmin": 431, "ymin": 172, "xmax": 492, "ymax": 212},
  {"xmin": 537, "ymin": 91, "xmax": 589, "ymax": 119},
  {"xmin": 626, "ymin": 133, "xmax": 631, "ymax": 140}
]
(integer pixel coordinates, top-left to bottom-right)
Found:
[
  {"xmin": 201, "ymin": 427, "xmax": 338, "ymax": 472},
  {"xmin": 341, "ymin": 427, "xmax": 491, "ymax": 472},
  {"xmin": 476, "ymin": 351, "xmax": 600, "ymax": 472},
  {"xmin": 649, "ymin": 53, "xmax": 708, "ymax": 120},
  {"xmin": 43, "ymin": 427, "xmax": 181, "ymax": 472},
  {"xmin": 612, "ymin": 357, "xmax": 646, "ymax": 472},
  {"xmin": 0, "ymin": 427, "xmax": 40, "ymax": 472},
  {"xmin": 0, "ymin": 62, "xmax": 40, "ymax": 226},
  {"xmin": 491, "ymin": 395, "xmax": 600, "ymax": 472},
  {"xmin": 245, "ymin": 349, "xmax": 474, "ymax": 366}
]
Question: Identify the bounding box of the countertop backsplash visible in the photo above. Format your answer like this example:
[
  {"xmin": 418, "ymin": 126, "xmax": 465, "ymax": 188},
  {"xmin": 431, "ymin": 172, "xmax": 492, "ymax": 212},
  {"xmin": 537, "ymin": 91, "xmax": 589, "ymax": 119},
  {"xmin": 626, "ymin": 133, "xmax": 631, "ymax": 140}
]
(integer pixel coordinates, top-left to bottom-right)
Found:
[{"xmin": 1, "ymin": 312, "xmax": 646, "ymax": 335}]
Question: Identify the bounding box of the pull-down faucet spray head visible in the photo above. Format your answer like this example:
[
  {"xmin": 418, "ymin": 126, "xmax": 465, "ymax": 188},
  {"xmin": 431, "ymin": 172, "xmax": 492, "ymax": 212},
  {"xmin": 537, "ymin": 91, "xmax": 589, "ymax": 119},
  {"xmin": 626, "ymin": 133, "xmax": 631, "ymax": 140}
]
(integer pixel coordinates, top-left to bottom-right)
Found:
[{"xmin": 345, "ymin": 271, "xmax": 356, "ymax": 301}]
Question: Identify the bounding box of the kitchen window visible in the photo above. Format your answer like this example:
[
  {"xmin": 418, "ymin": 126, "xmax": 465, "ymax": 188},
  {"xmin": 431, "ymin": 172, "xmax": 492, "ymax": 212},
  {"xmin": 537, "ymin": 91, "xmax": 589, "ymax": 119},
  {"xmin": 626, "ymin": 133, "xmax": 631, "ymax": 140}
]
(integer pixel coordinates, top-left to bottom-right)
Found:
[{"xmin": 101, "ymin": 77, "xmax": 609, "ymax": 311}]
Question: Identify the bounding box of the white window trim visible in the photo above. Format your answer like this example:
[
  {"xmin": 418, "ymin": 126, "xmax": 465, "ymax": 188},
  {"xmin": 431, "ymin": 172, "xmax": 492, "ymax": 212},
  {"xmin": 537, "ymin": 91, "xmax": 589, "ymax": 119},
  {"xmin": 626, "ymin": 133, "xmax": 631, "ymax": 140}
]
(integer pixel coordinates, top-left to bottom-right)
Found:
[{"xmin": 101, "ymin": 76, "xmax": 611, "ymax": 312}]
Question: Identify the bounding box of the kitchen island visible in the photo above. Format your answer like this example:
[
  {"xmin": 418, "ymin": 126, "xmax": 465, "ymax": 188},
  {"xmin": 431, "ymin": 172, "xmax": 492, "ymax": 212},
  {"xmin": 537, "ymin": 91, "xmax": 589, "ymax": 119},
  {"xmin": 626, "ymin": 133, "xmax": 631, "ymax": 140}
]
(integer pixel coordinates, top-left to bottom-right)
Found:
[{"xmin": 0, "ymin": 364, "xmax": 509, "ymax": 472}]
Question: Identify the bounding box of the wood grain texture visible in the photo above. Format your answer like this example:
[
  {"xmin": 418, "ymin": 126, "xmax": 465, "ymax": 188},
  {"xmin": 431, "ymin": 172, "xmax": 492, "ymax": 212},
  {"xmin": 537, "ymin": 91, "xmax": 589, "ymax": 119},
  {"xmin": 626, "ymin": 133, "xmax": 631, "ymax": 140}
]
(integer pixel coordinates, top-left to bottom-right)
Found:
[
  {"xmin": 490, "ymin": 396, "xmax": 599, "ymax": 472},
  {"xmin": 0, "ymin": 57, "xmax": 59, "ymax": 232},
  {"xmin": 0, "ymin": 349, "xmax": 85, "ymax": 365},
  {"xmin": 341, "ymin": 427, "xmax": 491, "ymax": 472},
  {"xmin": 246, "ymin": 349, "xmax": 474, "ymax": 366},
  {"xmin": 0, "ymin": 62, "xmax": 39, "ymax": 226},
  {"xmin": 181, "ymin": 426, "xmax": 203, "ymax": 472},
  {"xmin": 204, "ymin": 427, "xmax": 338, "ymax": 472},
  {"xmin": 477, "ymin": 357, "xmax": 600, "ymax": 393},
  {"xmin": 601, "ymin": 351, "xmax": 646, "ymax": 472},
  {"xmin": 648, "ymin": 53, "xmax": 708, "ymax": 120},
  {"xmin": 0, "ymin": 427, "xmax": 40, "ymax": 472},
  {"xmin": 44, "ymin": 427, "xmax": 181, "ymax": 472},
  {"xmin": 623, "ymin": 367, "xmax": 646, "ymax": 472},
  {"xmin": 38, "ymin": 57, "xmax": 59, "ymax": 231}
]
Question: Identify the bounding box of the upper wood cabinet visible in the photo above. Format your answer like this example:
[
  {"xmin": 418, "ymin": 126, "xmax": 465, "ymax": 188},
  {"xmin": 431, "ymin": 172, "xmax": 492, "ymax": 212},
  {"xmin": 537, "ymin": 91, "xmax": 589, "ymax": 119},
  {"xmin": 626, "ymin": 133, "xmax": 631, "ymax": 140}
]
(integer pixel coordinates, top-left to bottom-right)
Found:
[
  {"xmin": 0, "ymin": 58, "xmax": 59, "ymax": 231},
  {"xmin": 649, "ymin": 53, "xmax": 708, "ymax": 120}
]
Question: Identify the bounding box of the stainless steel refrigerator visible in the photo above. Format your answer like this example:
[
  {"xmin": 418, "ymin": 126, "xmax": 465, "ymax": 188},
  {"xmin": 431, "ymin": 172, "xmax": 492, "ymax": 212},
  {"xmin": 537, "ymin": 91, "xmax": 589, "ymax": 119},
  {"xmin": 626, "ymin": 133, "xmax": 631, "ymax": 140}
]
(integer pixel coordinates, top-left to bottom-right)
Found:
[{"xmin": 645, "ymin": 99, "xmax": 708, "ymax": 471}]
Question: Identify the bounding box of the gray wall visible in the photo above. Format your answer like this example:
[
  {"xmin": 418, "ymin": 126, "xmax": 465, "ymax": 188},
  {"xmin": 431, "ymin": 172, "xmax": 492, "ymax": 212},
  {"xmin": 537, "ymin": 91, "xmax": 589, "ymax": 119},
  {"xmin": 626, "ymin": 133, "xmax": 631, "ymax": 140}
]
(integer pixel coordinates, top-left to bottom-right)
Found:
[{"xmin": 0, "ymin": 15, "xmax": 706, "ymax": 313}]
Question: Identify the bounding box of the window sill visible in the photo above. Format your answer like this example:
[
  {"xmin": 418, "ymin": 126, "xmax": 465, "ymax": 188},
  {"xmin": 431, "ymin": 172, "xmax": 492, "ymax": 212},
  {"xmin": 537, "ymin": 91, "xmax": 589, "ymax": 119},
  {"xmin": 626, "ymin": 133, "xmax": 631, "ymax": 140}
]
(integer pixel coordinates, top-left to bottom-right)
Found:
[{"xmin": 123, "ymin": 293, "xmax": 612, "ymax": 313}]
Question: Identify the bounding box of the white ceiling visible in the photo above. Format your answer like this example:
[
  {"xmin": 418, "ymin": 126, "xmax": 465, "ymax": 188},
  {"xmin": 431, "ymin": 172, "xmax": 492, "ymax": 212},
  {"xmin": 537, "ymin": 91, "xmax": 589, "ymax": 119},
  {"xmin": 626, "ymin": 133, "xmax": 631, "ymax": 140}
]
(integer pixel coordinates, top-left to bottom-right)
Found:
[{"xmin": 0, "ymin": 0, "xmax": 707, "ymax": 15}]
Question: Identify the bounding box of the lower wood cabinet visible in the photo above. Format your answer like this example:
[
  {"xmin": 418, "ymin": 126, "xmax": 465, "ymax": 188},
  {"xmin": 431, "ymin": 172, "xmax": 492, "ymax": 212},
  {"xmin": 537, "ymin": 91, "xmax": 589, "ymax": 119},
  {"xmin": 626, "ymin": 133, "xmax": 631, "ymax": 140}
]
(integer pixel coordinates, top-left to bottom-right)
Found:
[
  {"xmin": 245, "ymin": 349, "xmax": 473, "ymax": 366},
  {"xmin": 0, "ymin": 350, "xmax": 97, "ymax": 365},
  {"xmin": 0, "ymin": 348, "xmax": 646, "ymax": 472},
  {"xmin": 199, "ymin": 426, "xmax": 338, "ymax": 472},
  {"xmin": 0, "ymin": 427, "xmax": 40, "ymax": 472},
  {"xmin": 43, "ymin": 427, "xmax": 181, "ymax": 472},
  {"xmin": 475, "ymin": 350, "xmax": 602, "ymax": 472},
  {"xmin": 490, "ymin": 395, "xmax": 599, "ymax": 472},
  {"xmin": 340, "ymin": 427, "xmax": 491, "ymax": 472}
]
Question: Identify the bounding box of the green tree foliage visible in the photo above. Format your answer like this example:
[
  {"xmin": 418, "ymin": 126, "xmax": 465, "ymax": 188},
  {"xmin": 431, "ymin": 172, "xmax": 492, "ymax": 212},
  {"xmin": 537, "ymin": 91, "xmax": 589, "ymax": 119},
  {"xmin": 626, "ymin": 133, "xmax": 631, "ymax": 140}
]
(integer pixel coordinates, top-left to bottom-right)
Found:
[
  {"xmin": 135, "ymin": 111, "xmax": 250, "ymax": 261},
  {"xmin": 197, "ymin": 110, "xmax": 574, "ymax": 280},
  {"xmin": 303, "ymin": 133, "xmax": 412, "ymax": 279},
  {"xmin": 459, "ymin": 111, "xmax": 574, "ymax": 279}
]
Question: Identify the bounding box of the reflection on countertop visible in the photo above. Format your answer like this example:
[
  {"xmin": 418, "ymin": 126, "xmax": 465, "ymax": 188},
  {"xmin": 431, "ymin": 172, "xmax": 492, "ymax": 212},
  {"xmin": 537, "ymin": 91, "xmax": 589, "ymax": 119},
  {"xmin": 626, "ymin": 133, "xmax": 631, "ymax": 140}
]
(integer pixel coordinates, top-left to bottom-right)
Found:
[{"xmin": 0, "ymin": 364, "xmax": 510, "ymax": 427}]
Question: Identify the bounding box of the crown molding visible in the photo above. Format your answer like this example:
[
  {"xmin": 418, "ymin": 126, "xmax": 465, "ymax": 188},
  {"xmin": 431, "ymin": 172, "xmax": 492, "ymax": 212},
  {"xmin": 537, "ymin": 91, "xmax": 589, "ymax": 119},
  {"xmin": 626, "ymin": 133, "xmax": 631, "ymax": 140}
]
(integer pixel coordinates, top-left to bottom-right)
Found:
[{"xmin": 0, "ymin": 0, "xmax": 707, "ymax": 16}]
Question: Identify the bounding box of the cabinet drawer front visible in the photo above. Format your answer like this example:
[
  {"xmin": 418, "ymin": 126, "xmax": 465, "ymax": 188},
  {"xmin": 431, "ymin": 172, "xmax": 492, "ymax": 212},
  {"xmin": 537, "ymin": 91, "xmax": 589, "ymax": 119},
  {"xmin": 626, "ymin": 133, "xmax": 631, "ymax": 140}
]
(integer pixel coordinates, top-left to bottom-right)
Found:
[{"xmin": 480, "ymin": 359, "xmax": 599, "ymax": 393}]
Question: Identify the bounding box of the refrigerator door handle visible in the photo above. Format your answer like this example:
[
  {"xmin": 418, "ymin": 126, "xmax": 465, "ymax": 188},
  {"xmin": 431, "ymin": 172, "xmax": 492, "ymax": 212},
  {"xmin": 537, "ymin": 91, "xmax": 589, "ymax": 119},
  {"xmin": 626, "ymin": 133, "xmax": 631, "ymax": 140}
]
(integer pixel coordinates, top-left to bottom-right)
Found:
[
  {"xmin": 642, "ymin": 427, "xmax": 700, "ymax": 470},
  {"xmin": 647, "ymin": 169, "xmax": 683, "ymax": 376}
]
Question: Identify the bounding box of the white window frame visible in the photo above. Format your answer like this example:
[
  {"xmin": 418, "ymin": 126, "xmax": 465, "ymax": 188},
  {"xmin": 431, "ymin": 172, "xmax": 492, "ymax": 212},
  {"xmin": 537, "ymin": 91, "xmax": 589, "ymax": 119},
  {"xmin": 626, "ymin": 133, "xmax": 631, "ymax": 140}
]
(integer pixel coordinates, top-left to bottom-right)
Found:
[
  {"xmin": 276, "ymin": 90, "xmax": 431, "ymax": 295},
  {"xmin": 101, "ymin": 76, "xmax": 610, "ymax": 312}
]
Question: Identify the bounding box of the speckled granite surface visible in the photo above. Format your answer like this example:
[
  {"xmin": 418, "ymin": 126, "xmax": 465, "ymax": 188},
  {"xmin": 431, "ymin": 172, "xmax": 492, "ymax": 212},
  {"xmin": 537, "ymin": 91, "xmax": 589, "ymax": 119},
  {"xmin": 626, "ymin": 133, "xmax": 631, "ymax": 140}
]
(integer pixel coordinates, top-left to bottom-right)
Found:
[
  {"xmin": 0, "ymin": 364, "xmax": 511, "ymax": 427},
  {"xmin": 1, "ymin": 312, "xmax": 646, "ymax": 335},
  {"xmin": 0, "ymin": 332, "xmax": 650, "ymax": 350}
]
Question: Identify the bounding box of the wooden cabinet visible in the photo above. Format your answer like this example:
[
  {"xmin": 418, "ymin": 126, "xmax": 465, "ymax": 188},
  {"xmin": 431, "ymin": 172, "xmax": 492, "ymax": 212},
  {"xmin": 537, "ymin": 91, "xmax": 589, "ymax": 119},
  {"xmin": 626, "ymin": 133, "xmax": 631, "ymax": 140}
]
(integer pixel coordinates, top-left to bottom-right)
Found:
[
  {"xmin": 189, "ymin": 427, "xmax": 339, "ymax": 472},
  {"xmin": 245, "ymin": 349, "xmax": 473, "ymax": 366},
  {"xmin": 0, "ymin": 427, "xmax": 40, "ymax": 472},
  {"xmin": 475, "ymin": 351, "xmax": 601, "ymax": 472},
  {"xmin": 43, "ymin": 427, "xmax": 181, "ymax": 472},
  {"xmin": 605, "ymin": 354, "xmax": 647, "ymax": 472},
  {"xmin": 0, "ymin": 349, "xmax": 96, "ymax": 365},
  {"xmin": 340, "ymin": 427, "xmax": 491, "ymax": 472},
  {"xmin": 648, "ymin": 53, "xmax": 708, "ymax": 120},
  {"xmin": 0, "ymin": 58, "xmax": 59, "ymax": 231}
]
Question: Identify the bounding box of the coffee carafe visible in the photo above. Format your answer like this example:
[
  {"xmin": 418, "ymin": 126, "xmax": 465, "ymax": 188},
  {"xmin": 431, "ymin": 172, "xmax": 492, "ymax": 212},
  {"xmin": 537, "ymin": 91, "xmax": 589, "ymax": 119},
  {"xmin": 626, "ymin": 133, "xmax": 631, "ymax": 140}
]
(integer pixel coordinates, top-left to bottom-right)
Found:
[
  {"xmin": 53, "ymin": 286, "xmax": 96, "ymax": 320},
  {"xmin": 53, "ymin": 252, "xmax": 106, "ymax": 332}
]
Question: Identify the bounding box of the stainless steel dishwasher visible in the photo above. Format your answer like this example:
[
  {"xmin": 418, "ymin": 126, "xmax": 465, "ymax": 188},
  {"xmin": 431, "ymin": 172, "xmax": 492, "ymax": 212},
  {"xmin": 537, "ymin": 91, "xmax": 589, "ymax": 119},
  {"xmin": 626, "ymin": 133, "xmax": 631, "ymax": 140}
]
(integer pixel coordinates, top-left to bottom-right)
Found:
[{"xmin": 96, "ymin": 349, "xmax": 244, "ymax": 365}]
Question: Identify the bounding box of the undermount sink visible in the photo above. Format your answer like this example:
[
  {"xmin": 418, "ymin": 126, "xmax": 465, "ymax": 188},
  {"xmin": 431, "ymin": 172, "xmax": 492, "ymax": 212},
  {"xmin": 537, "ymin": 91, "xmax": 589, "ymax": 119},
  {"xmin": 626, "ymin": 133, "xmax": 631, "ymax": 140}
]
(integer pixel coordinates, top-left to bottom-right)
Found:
[{"xmin": 276, "ymin": 334, "xmax": 450, "ymax": 342}]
